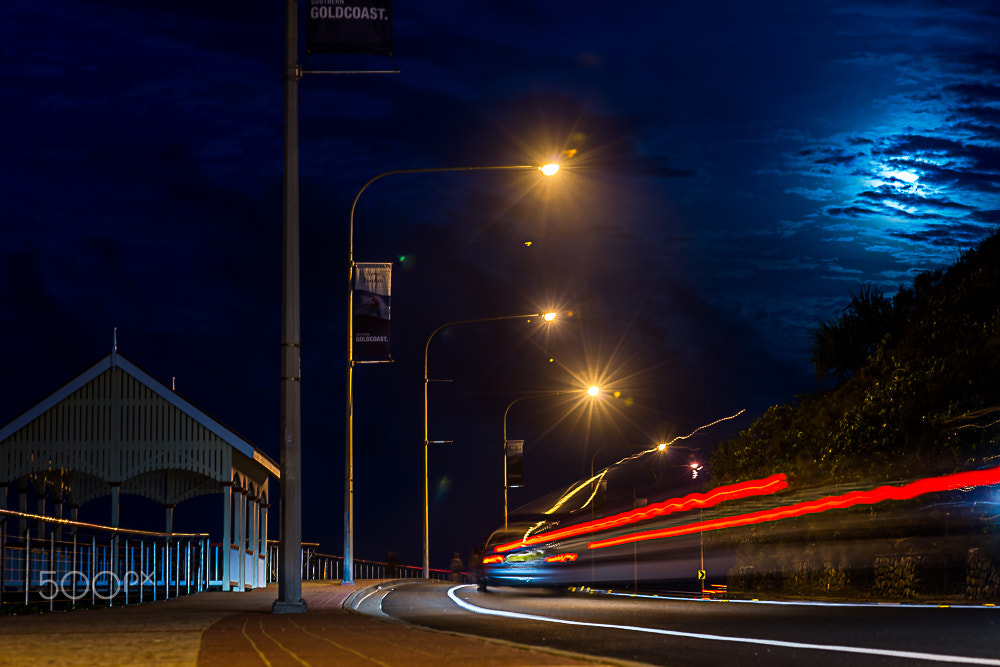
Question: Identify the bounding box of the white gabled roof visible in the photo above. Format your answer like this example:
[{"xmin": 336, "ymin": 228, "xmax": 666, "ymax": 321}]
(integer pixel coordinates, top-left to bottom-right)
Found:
[{"xmin": 0, "ymin": 352, "xmax": 279, "ymax": 479}]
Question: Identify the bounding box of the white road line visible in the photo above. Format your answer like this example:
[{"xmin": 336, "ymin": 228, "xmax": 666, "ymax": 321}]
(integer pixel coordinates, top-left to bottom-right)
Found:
[
  {"xmin": 597, "ymin": 589, "xmax": 998, "ymax": 609},
  {"xmin": 354, "ymin": 587, "xmax": 381, "ymax": 608},
  {"xmin": 446, "ymin": 585, "xmax": 1000, "ymax": 665}
]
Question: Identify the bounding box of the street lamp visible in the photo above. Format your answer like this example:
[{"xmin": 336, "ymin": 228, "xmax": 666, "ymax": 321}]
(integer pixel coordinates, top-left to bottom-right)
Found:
[
  {"xmin": 345, "ymin": 164, "xmax": 561, "ymax": 584},
  {"xmin": 501, "ymin": 391, "xmax": 566, "ymax": 530},
  {"xmin": 499, "ymin": 386, "xmax": 602, "ymax": 529},
  {"xmin": 422, "ymin": 312, "xmax": 557, "ymax": 577}
]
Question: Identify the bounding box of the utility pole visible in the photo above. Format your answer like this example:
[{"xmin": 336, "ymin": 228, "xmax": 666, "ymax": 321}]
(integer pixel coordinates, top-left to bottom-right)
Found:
[{"xmin": 273, "ymin": 0, "xmax": 307, "ymax": 615}]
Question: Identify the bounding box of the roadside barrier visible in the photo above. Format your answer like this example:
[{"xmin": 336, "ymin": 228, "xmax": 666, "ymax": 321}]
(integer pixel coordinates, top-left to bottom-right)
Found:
[{"xmin": 1, "ymin": 509, "xmax": 209, "ymax": 610}]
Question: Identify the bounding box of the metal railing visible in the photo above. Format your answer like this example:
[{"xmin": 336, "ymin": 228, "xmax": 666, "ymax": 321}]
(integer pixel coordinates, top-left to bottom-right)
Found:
[
  {"xmin": 1, "ymin": 509, "xmax": 210, "ymax": 610},
  {"xmin": 0, "ymin": 508, "xmax": 477, "ymax": 612},
  {"xmin": 266, "ymin": 541, "xmax": 477, "ymax": 584}
]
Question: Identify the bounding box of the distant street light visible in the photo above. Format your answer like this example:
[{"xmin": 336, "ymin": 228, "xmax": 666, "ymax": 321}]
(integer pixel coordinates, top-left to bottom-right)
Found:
[
  {"xmin": 343, "ymin": 163, "xmax": 561, "ymax": 584},
  {"xmin": 423, "ymin": 312, "xmax": 557, "ymax": 576},
  {"xmin": 500, "ymin": 385, "xmax": 604, "ymax": 528},
  {"xmin": 589, "ymin": 443, "xmax": 669, "ymax": 479},
  {"xmin": 501, "ymin": 391, "xmax": 562, "ymax": 529}
]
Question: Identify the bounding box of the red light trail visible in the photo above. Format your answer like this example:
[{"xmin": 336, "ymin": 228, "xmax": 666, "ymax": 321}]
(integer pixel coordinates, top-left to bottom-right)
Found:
[
  {"xmin": 588, "ymin": 465, "xmax": 1000, "ymax": 550},
  {"xmin": 493, "ymin": 473, "xmax": 789, "ymax": 553}
]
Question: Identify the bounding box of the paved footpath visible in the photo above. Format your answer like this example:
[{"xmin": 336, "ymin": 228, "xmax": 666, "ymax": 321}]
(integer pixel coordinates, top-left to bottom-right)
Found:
[{"xmin": 0, "ymin": 581, "xmax": 619, "ymax": 666}]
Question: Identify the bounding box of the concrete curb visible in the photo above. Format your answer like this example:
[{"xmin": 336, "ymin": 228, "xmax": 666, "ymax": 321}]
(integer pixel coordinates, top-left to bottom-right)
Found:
[{"xmin": 345, "ymin": 580, "xmax": 649, "ymax": 667}]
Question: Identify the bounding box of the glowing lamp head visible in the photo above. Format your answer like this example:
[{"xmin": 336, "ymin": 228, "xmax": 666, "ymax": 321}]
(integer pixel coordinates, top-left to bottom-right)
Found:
[
  {"xmin": 587, "ymin": 386, "xmax": 600, "ymax": 397},
  {"xmin": 656, "ymin": 443, "xmax": 667, "ymax": 452},
  {"xmin": 542, "ymin": 312, "xmax": 557, "ymax": 322},
  {"xmin": 539, "ymin": 163, "xmax": 560, "ymax": 176}
]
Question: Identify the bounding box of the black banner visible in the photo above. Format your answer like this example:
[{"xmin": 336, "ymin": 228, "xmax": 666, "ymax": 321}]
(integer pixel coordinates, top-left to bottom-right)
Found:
[
  {"xmin": 306, "ymin": 0, "xmax": 393, "ymax": 56},
  {"xmin": 505, "ymin": 439, "xmax": 524, "ymax": 488},
  {"xmin": 353, "ymin": 262, "xmax": 391, "ymax": 361}
]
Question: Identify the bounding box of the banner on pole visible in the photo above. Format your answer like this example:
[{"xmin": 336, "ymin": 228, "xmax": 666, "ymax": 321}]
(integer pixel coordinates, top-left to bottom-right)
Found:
[
  {"xmin": 353, "ymin": 262, "xmax": 392, "ymax": 361},
  {"xmin": 505, "ymin": 439, "xmax": 524, "ymax": 488},
  {"xmin": 306, "ymin": 0, "xmax": 393, "ymax": 56}
]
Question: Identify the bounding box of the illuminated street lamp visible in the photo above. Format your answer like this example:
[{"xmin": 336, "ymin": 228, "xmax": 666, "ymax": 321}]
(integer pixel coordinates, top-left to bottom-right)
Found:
[
  {"xmin": 344, "ymin": 164, "xmax": 561, "ymax": 584},
  {"xmin": 423, "ymin": 311, "xmax": 557, "ymax": 576},
  {"xmin": 500, "ymin": 385, "xmax": 603, "ymax": 528},
  {"xmin": 501, "ymin": 391, "xmax": 562, "ymax": 529}
]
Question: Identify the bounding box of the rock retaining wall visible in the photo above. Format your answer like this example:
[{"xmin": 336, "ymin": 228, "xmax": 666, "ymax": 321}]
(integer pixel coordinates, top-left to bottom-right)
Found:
[
  {"xmin": 727, "ymin": 548, "xmax": 998, "ymax": 602},
  {"xmin": 966, "ymin": 547, "xmax": 1000, "ymax": 601}
]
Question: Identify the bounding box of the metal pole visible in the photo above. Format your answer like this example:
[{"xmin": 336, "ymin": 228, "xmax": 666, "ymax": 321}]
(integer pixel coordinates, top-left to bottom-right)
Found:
[
  {"xmin": 501, "ymin": 392, "xmax": 566, "ymax": 530},
  {"xmin": 343, "ymin": 164, "xmax": 543, "ymax": 582},
  {"xmin": 274, "ymin": 0, "xmax": 306, "ymax": 613},
  {"xmin": 422, "ymin": 313, "xmax": 542, "ymax": 576},
  {"xmin": 342, "ymin": 180, "xmax": 356, "ymax": 585}
]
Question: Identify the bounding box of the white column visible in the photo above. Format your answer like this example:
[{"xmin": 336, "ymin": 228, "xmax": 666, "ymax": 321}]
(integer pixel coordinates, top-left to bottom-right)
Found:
[
  {"xmin": 110, "ymin": 483, "xmax": 120, "ymax": 528},
  {"xmin": 221, "ymin": 481, "xmax": 232, "ymax": 592},
  {"xmin": 53, "ymin": 494, "xmax": 64, "ymax": 542},
  {"xmin": 34, "ymin": 482, "xmax": 46, "ymax": 539},
  {"xmin": 248, "ymin": 492, "xmax": 259, "ymax": 588},
  {"xmin": 236, "ymin": 487, "xmax": 247, "ymax": 591},
  {"xmin": 260, "ymin": 501, "xmax": 269, "ymax": 585},
  {"xmin": 17, "ymin": 483, "xmax": 28, "ymax": 536}
]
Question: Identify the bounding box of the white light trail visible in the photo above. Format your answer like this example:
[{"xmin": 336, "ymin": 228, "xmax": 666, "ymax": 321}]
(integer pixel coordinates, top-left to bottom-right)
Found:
[
  {"xmin": 663, "ymin": 409, "xmax": 746, "ymax": 447},
  {"xmin": 446, "ymin": 585, "xmax": 1000, "ymax": 665}
]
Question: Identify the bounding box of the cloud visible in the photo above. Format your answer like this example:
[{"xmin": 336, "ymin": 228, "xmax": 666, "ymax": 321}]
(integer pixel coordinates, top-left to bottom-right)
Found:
[
  {"xmin": 785, "ymin": 186, "xmax": 835, "ymax": 201},
  {"xmin": 824, "ymin": 205, "xmax": 880, "ymax": 218},
  {"xmin": 887, "ymin": 221, "xmax": 995, "ymax": 246}
]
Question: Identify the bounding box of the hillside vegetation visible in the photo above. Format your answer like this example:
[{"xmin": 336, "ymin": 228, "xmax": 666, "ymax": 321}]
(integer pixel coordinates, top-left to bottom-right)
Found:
[{"xmin": 710, "ymin": 229, "xmax": 1000, "ymax": 488}]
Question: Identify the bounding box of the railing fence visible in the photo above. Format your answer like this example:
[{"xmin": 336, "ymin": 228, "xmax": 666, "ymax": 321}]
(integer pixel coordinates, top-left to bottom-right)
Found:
[
  {"xmin": 266, "ymin": 542, "xmax": 476, "ymax": 585},
  {"xmin": 1, "ymin": 510, "xmax": 476, "ymax": 610},
  {"xmin": 1, "ymin": 509, "xmax": 208, "ymax": 611}
]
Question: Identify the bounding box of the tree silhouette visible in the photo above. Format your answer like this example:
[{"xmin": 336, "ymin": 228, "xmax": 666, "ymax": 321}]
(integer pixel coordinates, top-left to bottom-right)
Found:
[{"xmin": 810, "ymin": 283, "xmax": 895, "ymax": 383}]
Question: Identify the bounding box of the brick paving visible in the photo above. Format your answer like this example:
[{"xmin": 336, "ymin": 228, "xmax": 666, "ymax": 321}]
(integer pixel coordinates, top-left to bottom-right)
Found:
[{"xmin": 0, "ymin": 581, "xmax": 618, "ymax": 666}]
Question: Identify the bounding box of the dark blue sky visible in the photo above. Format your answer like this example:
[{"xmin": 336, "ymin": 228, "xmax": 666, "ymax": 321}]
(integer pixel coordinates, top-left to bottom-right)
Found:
[{"xmin": 2, "ymin": 1, "xmax": 999, "ymax": 569}]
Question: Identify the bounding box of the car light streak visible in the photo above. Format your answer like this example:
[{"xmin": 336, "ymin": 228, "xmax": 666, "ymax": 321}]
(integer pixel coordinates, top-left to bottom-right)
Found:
[
  {"xmin": 589, "ymin": 465, "xmax": 1000, "ymax": 550},
  {"xmin": 544, "ymin": 553, "xmax": 578, "ymax": 563},
  {"xmin": 445, "ymin": 585, "xmax": 1000, "ymax": 665},
  {"xmin": 493, "ymin": 473, "xmax": 788, "ymax": 553},
  {"xmin": 482, "ymin": 554, "xmax": 504, "ymax": 565}
]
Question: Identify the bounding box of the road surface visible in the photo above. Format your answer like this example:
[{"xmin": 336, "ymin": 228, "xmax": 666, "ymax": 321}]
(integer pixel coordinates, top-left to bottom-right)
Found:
[{"xmin": 352, "ymin": 581, "xmax": 1000, "ymax": 666}]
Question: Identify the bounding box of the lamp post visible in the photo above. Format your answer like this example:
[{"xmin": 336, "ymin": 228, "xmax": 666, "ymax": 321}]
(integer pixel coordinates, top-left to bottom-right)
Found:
[
  {"xmin": 501, "ymin": 391, "xmax": 567, "ymax": 530},
  {"xmin": 422, "ymin": 312, "xmax": 556, "ymax": 577},
  {"xmin": 345, "ymin": 164, "xmax": 560, "ymax": 584}
]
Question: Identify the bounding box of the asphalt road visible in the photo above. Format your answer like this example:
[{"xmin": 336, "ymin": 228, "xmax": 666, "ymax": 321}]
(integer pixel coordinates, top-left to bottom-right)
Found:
[{"xmin": 352, "ymin": 581, "xmax": 1000, "ymax": 667}]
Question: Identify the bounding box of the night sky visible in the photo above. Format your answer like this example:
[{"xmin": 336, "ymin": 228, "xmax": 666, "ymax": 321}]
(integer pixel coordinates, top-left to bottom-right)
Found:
[{"xmin": 2, "ymin": 1, "xmax": 999, "ymax": 570}]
